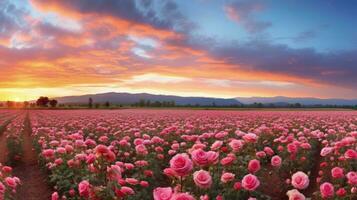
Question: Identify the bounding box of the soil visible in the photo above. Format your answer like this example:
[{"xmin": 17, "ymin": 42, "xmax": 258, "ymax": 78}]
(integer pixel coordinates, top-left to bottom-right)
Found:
[
  {"xmin": 0, "ymin": 121, "xmax": 9, "ymax": 164},
  {"xmin": 12, "ymin": 114, "xmax": 52, "ymax": 200}
]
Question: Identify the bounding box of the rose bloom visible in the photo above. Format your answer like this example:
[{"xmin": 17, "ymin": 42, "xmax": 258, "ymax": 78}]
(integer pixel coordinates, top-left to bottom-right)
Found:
[
  {"xmin": 233, "ymin": 182, "xmax": 242, "ymax": 190},
  {"xmin": 78, "ymin": 180, "xmax": 91, "ymax": 197},
  {"xmin": 242, "ymin": 133, "xmax": 258, "ymax": 143},
  {"xmin": 291, "ymin": 171, "xmax": 309, "ymax": 190},
  {"xmin": 336, "ymin": 188, "xmax": 346, "ymax": 197},
  {"xmin": 242, "ymin": 174, "xmax": 260, "ymax": 191},
  {"xmin": 248, "ymin": 159, "xmax": 261, "ymax": 173},
  {"xmin": 191, "ymin": 149, "xmax": 209, "ymax": 166},
  {"xmin": 271, "ymin": 155, "xmax": 282, "ymax": 167},
  {"xmin": 229, "ymin": 139, "xmax": 244, "ymax": 152},
  {"xmin": 211, "ymin": 141, "xmax": 223, "ymax": 150},
  {"xmin": 320, "ymin": 182, "xmax": 334, "ymax": 198},
  {"xmin": 51, "ymin": 192, "xmax": 59, "ymax": 200},
  {"xmin": 344, "ymin": 149, "xmax": 357, "ymax": 159},
  {"xmin": 221, "ymin": 172, "xmax": 235, "ymax": 183},
  {"xmin": 220, "ymin": 156, "xmax": 235, "ymax": 166},
  {"xmin": 169, "ymin": 153, "xmax": 193, "ymax": 176},
  {"xmin": 193, "ymin": 170, "xmax": 212, "ymax": 189},
  {"xmin": 320, "ymin": 147, "xmax": 333, "ymax": 157},
  {"xmin": 286, "ymin": 189, "xmax": 305, "ymax": 200},
  {"xmin": 5, "ymin": 177, "xmax": 17, "ymax": 188},
  {"xmin": 346, "ymin": 172, "xmax": 357, "ymax": 185},
  {"xmin": 287, "ymin": 143, "xmax": 298, "ymax": 154},
  {"xmin": 120, "ymin": 186, "xmax": 135, "ymax": 195},
  {"xmin": 153, "ymin": 187, "xmax": 173, "ymax": 200},
  {"xmin": 171, "ymin": 192, "xmax": 195, "ymax": 200},
  {"xmin": 331, "ymin": 167, "xmax": 344, "ymax": 179},
  {"xmin": 264, "ymin": 147, "xmax": 275, "ymax": 156}
]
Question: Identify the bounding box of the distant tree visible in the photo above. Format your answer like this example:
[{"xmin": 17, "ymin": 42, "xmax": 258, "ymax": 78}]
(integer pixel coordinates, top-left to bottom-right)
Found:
[
  {"xmin": 88, "ymin": 98, "xmax": 93, "ymax": 108},
  {"xmin": 30, "ymin": 103, "xmax": 36, "ymax": 108},
  {"xmin": 294, "ymin": 103, "xmax": 301, "ymax": 108},
  {"xmin": 104, "ymin": 101, "xmax": 110, "ymax": 108},
  {"xmin": 146, "ymin": 100, "xmax": 151, "ymax": 107},
  {"xmin": 6, "ymin": 101, "xmax": 15, "ymax": 108},
  {"xmin": 49, "ymin": 99, "xmax": 58, "ymax": 107},
  {"xmin": 139, "ymin": 99, "xmax": 145, "ymax": 107},
  {"xmin": 36, "ymin": 96, "xmax": 49, "ymax": 107},
  {"xmin": 23, "ymin": 101, "xmax": 29, "ymax": 108}
]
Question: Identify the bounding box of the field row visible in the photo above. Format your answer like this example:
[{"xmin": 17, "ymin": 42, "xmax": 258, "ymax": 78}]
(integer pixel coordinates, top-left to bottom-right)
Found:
[{"xmin": 0, "ymin": 110, "xmax": 356, "ymax": 200}]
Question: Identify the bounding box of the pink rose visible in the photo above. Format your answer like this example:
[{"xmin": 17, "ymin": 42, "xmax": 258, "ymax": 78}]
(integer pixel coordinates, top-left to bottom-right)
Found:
[
  {"xmin": 120, "ymin": 186, "xmax": 135, "ymax": 195},
  {"xmin": 336, "ymin": 188, "xmax": 346, "ymax": 197},
  {"xmin": 344, "ymin": 149, "xmax": 357, "ymax": 159},
  {"xmin": 286, "ymin": 189, "xmax": 305, "ymax": 200},
  {"xmin": 191, "ymin": 149, "xmax": 209, "ymax": 166},
  {"xmin": 207, "ymin": 151, "xmax": 219, "ymax": 164},
  {"xmin": 264, "ymin": 147, "xmax": 274, "ymax": 156},
  {"xmin": 220, "ymin": 156, "xmax": 235, "ymax": 166},
  {"xmin": 243, "ymin": 133, "xmax": 258, "ymax": 143},
  {"xmin": 320, "ymin": 147, "xmax": 333, "ymax": 157},
  {"xmin": 169, "ymin": 153, "xmax": 193, "ymax": 176},
  {"xmin": 221, "ymin": 172, "xmax": 235, "ymax": 183},
  {"xmin": 135, "ymin": 144, "xmax": 148, "ymax": 155},
  {"xmin": 248, "ymin": 159, "xmax": 261, "ymax": 173},
  {"xmin": 153, "ymin": 187, "xmax": 173, "ymax": 200},
  {"xmin": 346, "ymin": 172, "xmax": 357, "ymax": 185},
  {"xmin": 5, "ymin": 177, "xmax": 17, "ymax": 188},
  {"xmin": 193, "ymin": 170, "xmax": 212, "ymax": 189},
  {"xmin": 291, "ymin": 171, "xmax": 309, "ymax": 190},
  {"xmin": 211, "ymin": 141, "xmax": 223, "ymax": 150},
  {"xmin": 320, "ymin": 182, "xmax": 334, "ymax": 198},
  {"xmin": 78, "ymin": 180, "xmax": 91, "ymax": 197},
  {"xmin": 331, "ymin": 167, "xmax": 344, "ymax": 179},
  {"xmin": 51, "ymin": 192, "xmax": 59, "ymax": 200},
  {"xmin": 287, "ymin": 143, "xmax": 298, "ymax": 154},
  {"xmin": 171, "ymin": 192, "xmax": 195, "ymax": 200},
  {"xmin": 42, "ymin": 149, "xmax": 55, "ymax": 159},
  {"xmin": 271, "ymin": 155, "xmax": 282, "ymax": 167},
  {"xmin": 242, "ymin": 174, "xmax": 260, "ymax": 191},
  {"xmin": 229, "ymin": 139, "xmax": 244, "ymax": 152}
]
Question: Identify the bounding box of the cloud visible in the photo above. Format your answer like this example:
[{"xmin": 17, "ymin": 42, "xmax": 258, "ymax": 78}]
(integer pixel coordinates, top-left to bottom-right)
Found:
[
  {"xmin": 293, "ymin": 30, "xmax": 317, "ymax": 43},
  {"xmin": 224, "ymin": 0, "xmax": 271, "ymax": 33},
  {"xmin": 209, "ymin": 40, "xmax": 357, "ymax": 89}
]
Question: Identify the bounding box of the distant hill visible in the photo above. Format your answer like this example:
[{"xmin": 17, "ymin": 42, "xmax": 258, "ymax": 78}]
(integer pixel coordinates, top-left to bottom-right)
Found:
[
  {"xmin": 236, "ymin": 96, "xmax": 357, "ymax": 106},
  {"xmin": 55, "ymin": 92, "xmax": 241, "ymax": 106}
]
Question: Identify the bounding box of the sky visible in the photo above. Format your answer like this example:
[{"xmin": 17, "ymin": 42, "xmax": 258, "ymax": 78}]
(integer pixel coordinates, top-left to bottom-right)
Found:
[{"xmin": 0, "ymin": 0, "xmax": 357, "ymax": 101}]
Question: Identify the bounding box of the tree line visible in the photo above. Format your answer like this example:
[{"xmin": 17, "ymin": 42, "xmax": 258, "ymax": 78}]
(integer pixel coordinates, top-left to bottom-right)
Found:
[{"xmin": 0, "ymin": 97, "xmax": 356, "ymax": 109}]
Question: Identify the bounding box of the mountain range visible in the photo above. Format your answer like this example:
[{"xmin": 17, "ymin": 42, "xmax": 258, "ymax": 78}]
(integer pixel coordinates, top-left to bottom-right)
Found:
[
  {"xmin": 55, "ymin": 92, "xmax": 240, "ymax": 106},
  {"xmin": 52, "ymin": 92, "xmax": 357, "ymax": 106},
  {"xmin": 236, "ymin": 96, "xmax": 357, "ymax": 106}
]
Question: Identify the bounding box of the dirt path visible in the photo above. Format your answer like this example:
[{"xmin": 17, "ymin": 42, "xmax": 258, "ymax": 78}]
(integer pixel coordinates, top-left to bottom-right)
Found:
[
  {"xmin": 13, "ymin": 114, "xmax": 52, "ymax": 200},
  {"xmin": 304, "ymin": 142, "xmax": 322, "ymax": 199},
  {"xmin": 0, "ymin": 121, "xmax": 9, "ymax": 164}
]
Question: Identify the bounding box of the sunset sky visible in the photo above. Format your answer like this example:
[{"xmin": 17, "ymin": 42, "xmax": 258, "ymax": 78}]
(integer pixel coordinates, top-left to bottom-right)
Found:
[{"xmin": 1, "ymin": 0, "xmax": 357, "ymax": 101}]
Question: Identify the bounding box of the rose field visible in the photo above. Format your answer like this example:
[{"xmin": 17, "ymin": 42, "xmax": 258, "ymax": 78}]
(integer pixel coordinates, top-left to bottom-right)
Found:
[{"xmin": 0, "ymin": 109, "xmax": 356, "ymax": 200}]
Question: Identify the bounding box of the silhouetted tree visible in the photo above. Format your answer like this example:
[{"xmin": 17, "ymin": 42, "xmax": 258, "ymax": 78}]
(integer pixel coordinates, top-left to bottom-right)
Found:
[
  {"xmin": 36, "ymin": 96, "xmax": 49, "ymax": 107},
  {"xmin": 104, "ymin": 101, "xmax": 110, "ymax": 108},
  {"xmin": 139, "ymin": 99, "xmax": 145, "ymax": 107},
  {"xmin": 23, "ymin": 101, "xmax": 29, "ymax": 108},
  {"xmin": 88, "ymin": 98, "xmax": 93, "ymax": 108},
  {"xmin": 6, "ymin": 101, "xmax": 15, "ymax": 108},
  {"xmin": 49, "ymin": 99, "xmax": 58, "ymax": 107}
]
